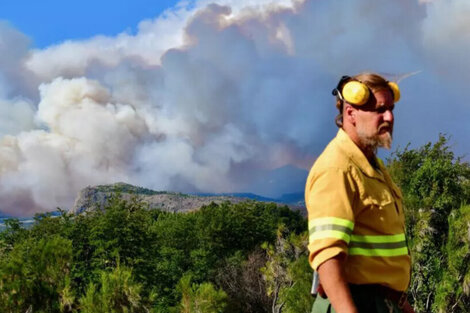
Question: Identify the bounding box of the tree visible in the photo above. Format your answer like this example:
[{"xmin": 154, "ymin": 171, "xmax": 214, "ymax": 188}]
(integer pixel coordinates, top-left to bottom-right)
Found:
[
  {"xmin": 388, "ymin": 134, "xmax": 470, "ymax": 243},
  {"xmin": 0, "ymin": 235, "xmax": 73, "ymax": 312},
  {"xmin": 215, "ymin": 249, "xmax": 271, "ymax": 313},
  {"xmin": 261, "ymin": 226, "xmax": 313, "ymax": 313},
  {"xmin": 0, "ymin": 196, "xmax": 309, "ymax": 312},
  {"xmin": 79, "ymin": 265, "xmax": 147, "ymax": 313},
  {"xmin": 70, "ymin": 195, "xmax": 158, "ymax": 297},
  {"xmin": 177, "ymin": 274, "xmax": 227, "ymax": 313},
  {"xmin": 387, "ymin": 135, "xmax": 470, "ymax": 312},
  {"xmin": 433, "ymin": 205, "xmax": 470, "ymax": 313},
  {"xmin": 0, "ymin": 218, "xmax": 27, "ymax": 255}
]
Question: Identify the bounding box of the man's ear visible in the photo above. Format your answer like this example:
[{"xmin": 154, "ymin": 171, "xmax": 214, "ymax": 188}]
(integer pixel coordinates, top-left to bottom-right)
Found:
[{"xmin": 344, "ymin": 104, "xmax": 356, "ymax": 126}]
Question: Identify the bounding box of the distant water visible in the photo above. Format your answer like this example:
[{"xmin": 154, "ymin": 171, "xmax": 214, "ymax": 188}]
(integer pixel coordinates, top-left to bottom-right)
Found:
[
  {"xmin": 0, "ymin": 217, "xmax": 36, "ymax": 231},
  {"xmin": 0, "ymin": 211, "xmax": 61, "ymax": 231}
]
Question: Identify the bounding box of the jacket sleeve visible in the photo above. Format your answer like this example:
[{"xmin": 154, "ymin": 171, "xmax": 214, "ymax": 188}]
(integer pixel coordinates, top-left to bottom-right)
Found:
[{"xmin": 305, "ymin": 167, "xmax": 357, "ymax": 270}]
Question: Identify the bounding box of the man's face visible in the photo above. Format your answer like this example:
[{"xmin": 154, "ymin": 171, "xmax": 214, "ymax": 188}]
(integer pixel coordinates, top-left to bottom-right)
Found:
[{"xmin": 354, "ymin": 88, "xmax": 395, "ymax": 151}]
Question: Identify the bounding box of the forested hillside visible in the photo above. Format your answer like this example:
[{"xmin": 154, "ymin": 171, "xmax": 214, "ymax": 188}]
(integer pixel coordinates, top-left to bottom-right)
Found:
[
  {"xmin": 0, "ymin": 200, "xmax": 311, "ymax": 313},
  {"xmin": 0, "ymin": 135, "xmax": 469, "ymax": 313}
]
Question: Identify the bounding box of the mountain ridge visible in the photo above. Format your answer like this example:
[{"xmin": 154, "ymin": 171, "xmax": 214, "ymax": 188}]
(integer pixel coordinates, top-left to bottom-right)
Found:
[{"xmin": 71, "ymin": 182, "xmax": 306, "ymax": 215}]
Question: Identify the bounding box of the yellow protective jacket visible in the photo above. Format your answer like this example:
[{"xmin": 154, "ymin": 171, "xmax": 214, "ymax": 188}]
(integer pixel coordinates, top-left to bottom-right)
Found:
[{"xmin": 305, "ymin": 128, "xmax": 411, "ymax": 292}]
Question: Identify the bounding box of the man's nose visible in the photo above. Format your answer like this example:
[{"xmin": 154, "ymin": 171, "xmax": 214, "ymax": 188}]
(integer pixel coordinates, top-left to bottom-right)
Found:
[{"xmin": 383, "ymin": 110, "xmax": 394, "ymax": 123}]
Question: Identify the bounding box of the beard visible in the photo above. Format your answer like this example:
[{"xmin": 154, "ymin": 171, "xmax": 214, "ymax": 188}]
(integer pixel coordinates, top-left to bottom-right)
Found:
[{"xmin": 356, "ymin": 123, "xmax": 393, "ymax": 152}]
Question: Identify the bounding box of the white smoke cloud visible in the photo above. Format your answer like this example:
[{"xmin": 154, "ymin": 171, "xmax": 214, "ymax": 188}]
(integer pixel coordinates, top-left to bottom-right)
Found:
[
  {"xmin": 0, "ymin": 98, "xmax": 35, "ymax": 137},
  {"xmin": 0, "ymin": 78, "xmax": 140, "ymax": 214},
  {"xmin": 0, "ymin": 22, "xmax": 38, "ymax": 171},
  {"xmin": 0, "ymin": 22, "xmax": 39, "ymax": 99},
  {"xmin": 0, "ymin": 0, "xmax": 468, "ymax": 215},
  {"xmin": 26, "ymin": 5, "xmax": 190, "ymax": 81},
  {"xmin": 421, "ymin": 0, "xmax": 470, "ymax": 82},
  {"xmin": 27, "ymin": 0, "xmax": 296, "ymax": 81}
]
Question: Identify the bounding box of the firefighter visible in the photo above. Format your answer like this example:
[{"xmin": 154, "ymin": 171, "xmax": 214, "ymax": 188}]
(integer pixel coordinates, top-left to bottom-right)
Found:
[{"xmin": 305, "ymin": 73, "xmax": 415, "ymax": 313}]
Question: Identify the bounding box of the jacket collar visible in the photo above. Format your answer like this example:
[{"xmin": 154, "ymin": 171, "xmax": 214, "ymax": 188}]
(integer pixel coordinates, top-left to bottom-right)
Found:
[{"xmin": 335, "ymin": 128, "xmax": 385, "ymax": 181}]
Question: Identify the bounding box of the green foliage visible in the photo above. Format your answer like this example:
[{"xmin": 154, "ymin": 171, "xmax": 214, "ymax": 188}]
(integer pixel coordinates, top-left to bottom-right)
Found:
[
  {"xmin": 177, "ymin": 274, "xmax": 227, "ymax": 313},
  {"xmin": 0, "ymin": 235, "xmax": 73, "ymax": 312},
  {"xmin": 387, "ymin": 134, "xmax": 470, "ymax": 312},
  {"xmin": 0, "ymin": 198, "xmax": 307, "ymax": 312},
  {"xmin": 280, "ymin": 256, "xmax": 313, "ymax": 313},
  {"xmin": 0, "ymin": 218, "xmax": 27, "ymax": 254},
  {"xmin": 433, "ymin": 205, "xmax": 470, "ymax": 313},
  {"xmin": 79, "ymin": 265, "xmax": 146, "ymax": 313},
  {"xmin": 388, "ymin": 134, "xmax": 470, "ymax": 243},
  {"xmin": 261, "ymin": 227, "xmax": 313, "ymax": 313},
  {"xmin": 95, "ymin": 182, "xmax": 164, "ymax": 195},
  {"xmin": 10, "ymin": 132, "xmax": 470, "ymax": 313}
]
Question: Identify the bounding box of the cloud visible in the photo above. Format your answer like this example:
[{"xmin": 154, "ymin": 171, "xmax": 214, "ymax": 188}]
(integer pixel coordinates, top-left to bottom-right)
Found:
[
  {"xmin": 0, "ymin": 22, "xmax": 37, "ymax": 139},
  {"xmin": 421, "ymin": 0, "xmax": 470, "ymax": 82},
  {"xmin": 0, "ymin": 78, "xmax": 139, "ymax": 215},
  {"xmin": 0, "ymin": 22, "xmax": 39, "ymax": 99},
  {"xmin": 26, "ymin": 5, "xmax": 191, "ymax": 81},
  {"xmin": 0, "ymin": 0, "xmax": 469, "ymax": 215},
  {"xmin": 0, "ymin": 98, "xmax": 35, "ymax": 137}
]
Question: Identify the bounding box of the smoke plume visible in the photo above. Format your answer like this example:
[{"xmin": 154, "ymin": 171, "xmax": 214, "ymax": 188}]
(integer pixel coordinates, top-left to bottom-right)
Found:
[{"xmin": 0, "ymin": 0, "xmax": 469, "ymax": 215}]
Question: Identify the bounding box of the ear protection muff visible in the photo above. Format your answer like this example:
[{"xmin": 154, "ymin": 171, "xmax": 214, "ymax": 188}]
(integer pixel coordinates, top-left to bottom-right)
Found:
[
  {"xmin": 387, "ymin": 81, "xmax": 400, "ymax": 103},
  {"xmin": 332, "ymin": 75, "xmax": 400, "ymax": 106}
]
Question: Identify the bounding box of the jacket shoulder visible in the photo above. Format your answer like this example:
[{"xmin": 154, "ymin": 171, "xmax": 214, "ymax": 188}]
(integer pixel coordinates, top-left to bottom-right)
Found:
[{"xmin": 310, "ymin": 139, "xmax": 352, "ymax": 173}]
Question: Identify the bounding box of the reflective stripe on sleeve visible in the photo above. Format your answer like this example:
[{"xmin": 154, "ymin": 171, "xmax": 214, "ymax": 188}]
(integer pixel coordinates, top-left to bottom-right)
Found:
[
  {"xmin": 309, "ymin": 217, "xmax": 354, "ymax": 244},
  {"xmin": 349, "ymin": 233, "xmax": 408, "ymax": 256},
  {"xmin": 351, "ymin": 233, "xmax": 405, "ymax": 243}
]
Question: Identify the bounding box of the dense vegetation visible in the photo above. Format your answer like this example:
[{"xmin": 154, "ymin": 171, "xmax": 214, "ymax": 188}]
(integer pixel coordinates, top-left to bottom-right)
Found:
[
  {"xmin": 0, "ymin": 135, "xmax": 469, "ymax": 312},
  {"xmin": 0, "ymin": 199, "xmax": 311, "ymax": 313},
  {"xmin": 94, "ymin": 182, "xmax": 174, "ymax": 196},
  {"xmin": 387, "ymin": 135, "xmax": 470, "ymax": 313}
]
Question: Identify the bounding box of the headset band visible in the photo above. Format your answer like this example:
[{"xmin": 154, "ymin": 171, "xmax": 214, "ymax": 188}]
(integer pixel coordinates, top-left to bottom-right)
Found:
[
  {"xmin": 332, "ymin": 75, "xmax": 399, "ymax": 105},
  {"xmin": 332, "ymin": 75, "xmax": 352, "ymax": 100}
]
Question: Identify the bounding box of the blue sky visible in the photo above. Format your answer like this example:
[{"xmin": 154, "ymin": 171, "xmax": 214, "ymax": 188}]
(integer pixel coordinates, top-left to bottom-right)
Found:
[{"xmin": 0, "ymin": 0, "xmax": 180, "ymax": 48}]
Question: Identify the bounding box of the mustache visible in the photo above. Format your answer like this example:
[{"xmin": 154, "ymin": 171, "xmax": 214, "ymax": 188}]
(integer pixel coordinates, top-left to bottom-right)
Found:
[{"xmin": 378, "ymin": 122, "xmax": 393, "ymax": 133}]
